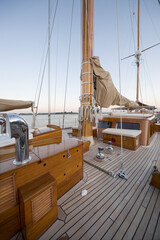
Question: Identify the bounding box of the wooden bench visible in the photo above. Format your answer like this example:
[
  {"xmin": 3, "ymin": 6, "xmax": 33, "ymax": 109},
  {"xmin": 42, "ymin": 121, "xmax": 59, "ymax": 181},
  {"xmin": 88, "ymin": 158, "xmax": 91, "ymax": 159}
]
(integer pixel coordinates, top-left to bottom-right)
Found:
[{"xmin": 102, "ymin": 128, "xmax": 142, "ymax": 150}]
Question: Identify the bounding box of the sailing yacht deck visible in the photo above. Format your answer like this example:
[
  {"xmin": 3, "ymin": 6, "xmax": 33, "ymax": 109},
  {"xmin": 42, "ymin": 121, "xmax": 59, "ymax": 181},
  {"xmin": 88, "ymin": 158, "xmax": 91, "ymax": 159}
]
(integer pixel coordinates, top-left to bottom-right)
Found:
[{"xmin": 11, "ymin": 132, "xmax": 160, "ymax": 240}]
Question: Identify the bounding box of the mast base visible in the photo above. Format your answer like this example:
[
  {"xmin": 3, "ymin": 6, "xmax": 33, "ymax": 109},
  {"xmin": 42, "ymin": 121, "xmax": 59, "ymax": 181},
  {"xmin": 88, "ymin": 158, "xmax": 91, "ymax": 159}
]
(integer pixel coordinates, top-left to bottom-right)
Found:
[{"xmin": 81, "ymin": 136, "xmax": 94, "ymax": 146}]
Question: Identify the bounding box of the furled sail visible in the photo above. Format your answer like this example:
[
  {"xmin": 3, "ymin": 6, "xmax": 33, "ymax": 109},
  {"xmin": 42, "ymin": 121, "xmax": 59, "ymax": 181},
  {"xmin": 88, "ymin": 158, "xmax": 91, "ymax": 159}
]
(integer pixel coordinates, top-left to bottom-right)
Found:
[
  {"xmin": 91, "ymin": 56, "xmax": 139, "ymax": 108},
  {"xmin": 0, "ymin": 99, "xmax": 33, "ymax": 112}
]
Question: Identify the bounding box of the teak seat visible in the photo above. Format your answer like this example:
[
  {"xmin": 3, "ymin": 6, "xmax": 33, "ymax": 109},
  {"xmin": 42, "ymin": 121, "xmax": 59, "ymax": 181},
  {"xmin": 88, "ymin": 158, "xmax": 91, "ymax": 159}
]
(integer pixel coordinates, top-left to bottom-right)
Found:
[{"xmin": 102, "ymin": 128, "xmax": 142, "ymax": 150}]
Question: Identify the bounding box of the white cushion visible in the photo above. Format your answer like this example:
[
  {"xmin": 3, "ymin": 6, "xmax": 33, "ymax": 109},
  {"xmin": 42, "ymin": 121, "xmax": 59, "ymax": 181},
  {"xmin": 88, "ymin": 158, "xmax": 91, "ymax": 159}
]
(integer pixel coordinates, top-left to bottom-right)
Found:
[{"xmin": 102, "ymin": 128, "xmax": 142, "ymax": 137}]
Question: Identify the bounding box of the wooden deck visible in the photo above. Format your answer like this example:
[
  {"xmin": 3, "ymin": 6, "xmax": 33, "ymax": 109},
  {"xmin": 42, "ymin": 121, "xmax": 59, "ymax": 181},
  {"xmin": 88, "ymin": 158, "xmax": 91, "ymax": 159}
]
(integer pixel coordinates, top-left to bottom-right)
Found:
[{"xmin": 11, "ymin": 133, "xmax": 160, "ymax": 240}]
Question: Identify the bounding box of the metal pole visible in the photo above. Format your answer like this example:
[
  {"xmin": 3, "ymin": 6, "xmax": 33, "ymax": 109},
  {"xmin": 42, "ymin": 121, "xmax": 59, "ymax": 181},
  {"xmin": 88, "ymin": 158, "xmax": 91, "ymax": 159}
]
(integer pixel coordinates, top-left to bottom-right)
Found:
[
  {"xmin": 136, "ymin": 0, "xmax": 140, "ymax": 103},
  {"xmin": 48, "ymin": 0, "xmax": 51, "ymax": 124}
]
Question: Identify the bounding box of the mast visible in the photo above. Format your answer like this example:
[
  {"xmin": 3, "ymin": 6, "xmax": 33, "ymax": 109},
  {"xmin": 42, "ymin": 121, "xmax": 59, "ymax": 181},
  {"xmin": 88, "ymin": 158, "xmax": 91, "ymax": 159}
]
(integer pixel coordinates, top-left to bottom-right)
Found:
[
  {"xmin": 122, "ymin": 0, "xmax": 159, "ymax": 104},
  {"xmin": 81, "ymin": 0, "xmax": 94, "ymax": 144},
  {"xmin": 136, "ymin": 0, "xmax": 140, "ymax": 103}
]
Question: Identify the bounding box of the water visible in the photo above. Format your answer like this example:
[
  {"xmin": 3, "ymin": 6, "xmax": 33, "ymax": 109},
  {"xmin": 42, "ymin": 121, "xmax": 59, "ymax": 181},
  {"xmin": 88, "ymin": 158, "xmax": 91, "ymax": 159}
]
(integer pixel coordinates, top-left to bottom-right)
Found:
[{"xmin": 20, "ymin": 113, "xmax": 78, "ymax": 129}]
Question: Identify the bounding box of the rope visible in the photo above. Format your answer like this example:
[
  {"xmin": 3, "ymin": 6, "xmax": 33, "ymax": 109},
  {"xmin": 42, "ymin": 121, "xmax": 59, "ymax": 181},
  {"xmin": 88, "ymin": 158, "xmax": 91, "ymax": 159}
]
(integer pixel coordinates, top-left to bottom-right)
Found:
[
  {"xmin": 35, "ymin": 0, "xmax": 59, "ymax": 116},
  {"xmin": 139, "ymin": 76, "xmax": 143, "ymax": 107},
  {"xmin": 124, "ymin": 33, "xmax": 132, "ymax": 96},
  {"xmin": 62, "ymin": 0, "xmax": 74, "ymax": 129},
  {"xmin": 54, "ymin": 6, "xmax": 59, "ymax": 116},
  {"xmin": 143, "ymin": 0, "xmax": 160, "ymax": 42},
  {"xmin": 34, "ymin": 0, "xmax": 57, "ymax": 109},
  {"xmin": 116, "ymin": 0, "xmax": 124, "ymax": 171},
  {"xmin": 142, "ymin": 52, "xmax": 158, "ymax": 107},
  {"xmin": 138, "ymin": 29, "xmax": 158, "ymax": 107}
]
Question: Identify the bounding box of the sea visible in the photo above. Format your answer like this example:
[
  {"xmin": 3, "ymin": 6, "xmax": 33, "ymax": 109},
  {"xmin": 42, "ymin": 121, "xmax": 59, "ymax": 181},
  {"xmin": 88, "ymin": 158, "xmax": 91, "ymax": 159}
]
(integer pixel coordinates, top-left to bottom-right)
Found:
[{"xmin": 20, "ymin": 113, "xmax": 78, "ymax": 129}]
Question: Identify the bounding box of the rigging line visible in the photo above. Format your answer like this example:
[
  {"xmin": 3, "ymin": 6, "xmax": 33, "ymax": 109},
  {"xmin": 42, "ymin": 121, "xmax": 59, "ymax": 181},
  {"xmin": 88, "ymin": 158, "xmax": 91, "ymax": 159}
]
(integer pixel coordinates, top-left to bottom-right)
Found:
[
  {"xmin": 141, "ymin": 63, "xmax": 148, "ymax": 107},
  {"xmin": 139, "ymin": 35, "xmax": 158, "ymax": 107},
  {"xmin": 54, "ymin": 4, "xmax": 59, "ymax": 116},
  {"xmin": 35, "ymin": 0, "xmax": 59, "ymax": 115},
  {"xmin": 85, "ymin": 0, "xmax": 87, "ymax": 108},
  {"xmin": 132, "ymin": 0, "xmax": 138, "ymax": 43},
  {"xmin": 34, "ymin": 0, "xmax": 56, "ymax": 106},
  {"xmin": 62, "ymin": 0, "xmax": 74, "ymax": 129},
  {"xmin": 116, "ymin": 0, "xmax": 123, "ymax": 169},
  {"xmin": 128, "ymin": 0, "xmax": 136, "ymax": 52},
  {"xmin": 139, "ymin": 75, "xmax": 143, "ymax": 105},
  {"xmin": 48, "ymin": 0, "xmax": 51, "ymax": 125},
  {"xmin": 141, "ymin": 63, "xmax": 148, "ymax": 104},
  {"xmin": 142, "ymin": 53, "xmax": 158, "ymax": 107},
  {"xmin": 84, "ymin": 0, "xmax": 87, "ymax": 113},
  {"xmin": 124, "ymin": 33, "xmax": 132, "ymax": 96},
  {"xmin": 143, "ymin": 0, "xmax": 160, "ymax": 42}
]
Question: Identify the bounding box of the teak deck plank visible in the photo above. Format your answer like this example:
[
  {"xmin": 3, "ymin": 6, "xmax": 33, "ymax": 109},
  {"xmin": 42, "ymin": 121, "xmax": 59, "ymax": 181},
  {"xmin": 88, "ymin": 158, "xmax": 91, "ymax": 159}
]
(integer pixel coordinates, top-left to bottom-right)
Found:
[
  {"xmin": 9, "ymin": 133, "xmax": 160, "ymax": 240},
  {"xmin": 80, "ymin": 145, "xmax": 155, "ymax": 240},
  {"xmin": 53, "ymin": 149, "xmax": 151, "ymax": 239},
  {"xmin": 133, "ymin": 188, "xmax": 160, "ymax": 240},
  {"xmin": 63, "ymin": 174, "xmax": 112, "ymax": 214},
  {"xmin": 39, "ymin": 220, "xmax": 64, "ymax": 240},
  {"xmin": 141, "ymin": 185, "xmax": 154, "ymax": 208},
  {"xmin": 143, "ymin": 192, "xmax": 160, "ymax": 240},
  {"xmin": 49, "ymin": 134, "xmax": 160, "ymax": 240},
  {"xmin": 122, "ymin": 206, "xmax": 146, "ymax": 240},
  {"xmin": 153, "ymin": 212, "xmax": 160, "ymax": 240}
]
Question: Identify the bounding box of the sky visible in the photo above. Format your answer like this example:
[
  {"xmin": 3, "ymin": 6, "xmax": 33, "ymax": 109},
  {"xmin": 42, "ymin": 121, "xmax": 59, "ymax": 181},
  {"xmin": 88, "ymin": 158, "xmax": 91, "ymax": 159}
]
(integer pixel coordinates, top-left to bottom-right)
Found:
[{"xmin": 0, "ymin": 0, "xmax": 160, "ymax": 113}]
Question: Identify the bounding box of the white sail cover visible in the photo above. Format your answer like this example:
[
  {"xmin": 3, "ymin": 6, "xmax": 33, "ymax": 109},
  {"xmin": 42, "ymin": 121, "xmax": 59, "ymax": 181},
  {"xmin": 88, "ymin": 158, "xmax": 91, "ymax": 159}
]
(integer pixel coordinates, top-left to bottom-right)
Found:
[
  {"xmin": 91, "ymin": 56, "xmax": 139, "ymax": 108},
  {"xmin": 0, "ymin": 99, "xmax": 33, "ymax": 112}
]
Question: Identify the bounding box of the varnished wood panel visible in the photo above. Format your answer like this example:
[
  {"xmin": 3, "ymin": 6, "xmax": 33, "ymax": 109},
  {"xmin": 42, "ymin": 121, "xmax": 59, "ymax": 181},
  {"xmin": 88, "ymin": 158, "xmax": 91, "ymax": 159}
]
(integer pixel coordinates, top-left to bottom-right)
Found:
[
  {"xmin": 98, "ymin": 116, "xmax": 155, "ymax": 146},
  {"xmin": 72, "ymin": 128, "xmax": 97, "ymax": 138},
  {"xmin": 150, "ymin": 173, "xmax": 160, "ymax": 190},
  {"xmin": 154, "ymin": 123, "xmax": 160, "ymax": 132},
  {"xmin": 103, "ymin": 133, "xmax": 140, "ymax": 150},
  {"xmin": 0, "ymin": 125, "xmax": 62, "ymax": 153},
  {"xmin": 83, "ymin": 141, "xmax": 90, "ymax": 153},
  {"xmin": 0, "ymin": 175, "xmax": 16, "ymax": 213},
  {"xmin": 72, "ymin": 128, "xmax": 79, "ymax": 137},
  {"xmin": 0, "ymin": 139, "xmax": 83, "ymax": 240},
  {"xmin": 0, "ymin": 205, "xmax": 20, "ymax": 240},
  {"xmin": 31, "ymin": 187, "xmax": 53, "ymax": 223},
  {"xmin": 19, "ymin": 173, "xmax": 57, "ymax": 240},
  {"xmin": 31, "ymin": 126, "xmax": 62, "ymax": 142}
]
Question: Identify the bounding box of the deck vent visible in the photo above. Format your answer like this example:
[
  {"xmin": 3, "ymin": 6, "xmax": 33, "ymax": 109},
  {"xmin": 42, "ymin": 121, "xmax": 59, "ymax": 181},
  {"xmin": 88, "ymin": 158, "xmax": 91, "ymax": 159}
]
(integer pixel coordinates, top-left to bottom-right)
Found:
[
  {"xmin": 0, "ymin": 175, "xmax": 16, "ymax": 213},
  {"xmin": 31, "ymin": 187, "xmax": 53, "ymax": 223}
]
